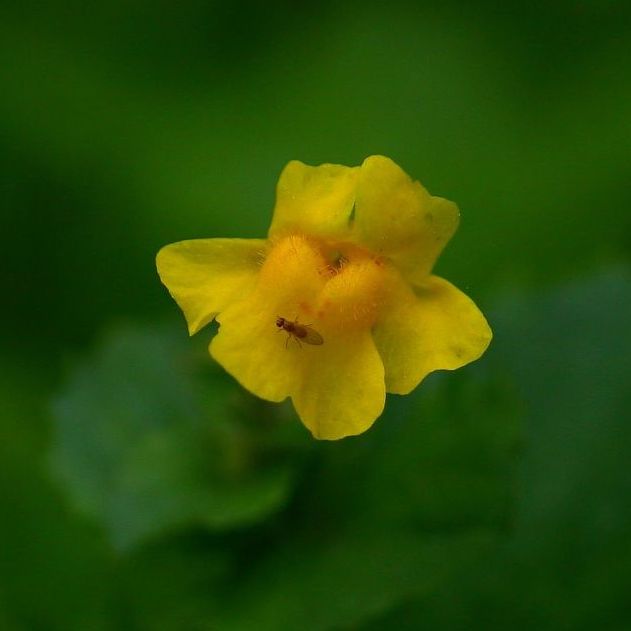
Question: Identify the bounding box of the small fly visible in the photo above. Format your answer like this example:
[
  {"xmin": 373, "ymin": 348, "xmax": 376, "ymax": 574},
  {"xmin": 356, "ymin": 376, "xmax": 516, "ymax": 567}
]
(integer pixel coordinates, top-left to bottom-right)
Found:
[{"xmin": 276, "ymin": 316, "xmax": 324, "ymax": 348}]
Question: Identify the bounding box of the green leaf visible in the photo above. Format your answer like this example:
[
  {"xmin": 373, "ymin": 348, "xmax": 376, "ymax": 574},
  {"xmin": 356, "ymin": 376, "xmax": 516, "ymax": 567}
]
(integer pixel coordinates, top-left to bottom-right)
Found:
[
  {"xmin": 0, "ymin": 435, "xmax": 113, "ymax": 631},
  {"xmin": 210, "ymin": 343, "xmax": 519, "ymax": 630},
  {"xmin": 364, "ymin": 268, "xmax": 631, "ymax": 629},
  {"xmin": 0, "ymin": 357, "xmax": 114, "ymax": 631},
  {"xmin": 216, "ymin": 529, "xmax": 494, "ymax": 631},
  {"xmin": 489, "ymin": 268, "xmax": 631, "ymax": 549},
  {"xmin": 281, "ymin": 368, "xmax": 520, "ymax": 539},
  {"xmin": 50, "ymin": 322, "xmax": 299, "ymax": 551},
  {"xmin": 118, "ymin": 534, "xmax": 231, "ymax": 631}
]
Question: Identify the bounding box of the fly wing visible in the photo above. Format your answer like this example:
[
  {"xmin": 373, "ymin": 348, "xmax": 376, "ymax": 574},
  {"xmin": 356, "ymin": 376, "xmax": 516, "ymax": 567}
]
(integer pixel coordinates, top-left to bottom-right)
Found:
[{"xmin": 302, "ymin": 325, "xmax": 324, "ymax": 345}]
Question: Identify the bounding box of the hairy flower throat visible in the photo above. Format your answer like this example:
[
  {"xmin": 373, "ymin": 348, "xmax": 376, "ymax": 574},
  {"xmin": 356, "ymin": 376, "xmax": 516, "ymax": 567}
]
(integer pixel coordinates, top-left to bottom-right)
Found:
[{"xmin": 260, "ymin": 235, "xmax": 388, "ymax": 333}]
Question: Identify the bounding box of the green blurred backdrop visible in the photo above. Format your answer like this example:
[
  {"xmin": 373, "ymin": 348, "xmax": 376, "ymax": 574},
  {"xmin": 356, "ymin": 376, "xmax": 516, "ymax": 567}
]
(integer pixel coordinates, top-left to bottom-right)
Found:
[{"xmin": 1, "ymin": 1, "xmax": 630, "ymax": 629}]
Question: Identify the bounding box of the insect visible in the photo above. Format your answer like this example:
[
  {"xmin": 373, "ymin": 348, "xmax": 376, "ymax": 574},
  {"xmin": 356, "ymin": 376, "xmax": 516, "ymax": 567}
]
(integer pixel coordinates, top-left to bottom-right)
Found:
[{"xmin": 276, "ymin": 316, "xmax": 324, "ymax": 348}]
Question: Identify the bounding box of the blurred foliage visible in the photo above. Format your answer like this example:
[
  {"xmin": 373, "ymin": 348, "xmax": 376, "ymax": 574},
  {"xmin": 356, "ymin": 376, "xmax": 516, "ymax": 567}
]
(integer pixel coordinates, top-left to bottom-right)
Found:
[
  {"xmin": 365, "ymin": 269, "xmax": 631, "ymax": 629},
  {"xmin": 47, "ymin": 319, "xmax": 518, "ymax": 629},
  {"xmin": 1, "ymin": 0, "xmax": 630, "ymax": 629},
  {"xmin": 50, "ymin": 323, "xmax": 302, "ymax": 550}
]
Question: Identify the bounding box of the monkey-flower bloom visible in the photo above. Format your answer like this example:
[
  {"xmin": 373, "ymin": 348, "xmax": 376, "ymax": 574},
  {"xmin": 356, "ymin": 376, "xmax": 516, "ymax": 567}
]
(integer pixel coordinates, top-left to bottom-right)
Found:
[{"xmin": 156, "ymin": 156, "xmax": 491, "ymax": 440}]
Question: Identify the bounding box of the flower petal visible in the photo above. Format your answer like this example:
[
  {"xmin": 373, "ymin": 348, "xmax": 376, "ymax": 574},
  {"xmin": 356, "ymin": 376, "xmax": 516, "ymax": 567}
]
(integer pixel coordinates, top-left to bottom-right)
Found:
[
  {"xmin": 373, "ymin": 273, "xmax": 492, "ymax": 394},
  {"xmin": 209, "ymin": 234, "xmax": 386, "ymax": 439},
  {"xmin": 209, "ymin": 292, "xmax": 306, "ymax": 403},
  {"xmin": 268, "ymin": 160, "xmax": 360, "ymax": 241},
  {"xmin": 292, "ymin": 329, "xmax": 385, "ymax": 440},
  {"xmin": 354, "ymin": 156, "xmax": 460, "ymax": 282},
  {"xmin": 156, "ymin": 238, "xmax": 266, "ymax": 335},
  {"xmin": 210, "ymin": 235, "xmax": 328, "ymax": 402}
]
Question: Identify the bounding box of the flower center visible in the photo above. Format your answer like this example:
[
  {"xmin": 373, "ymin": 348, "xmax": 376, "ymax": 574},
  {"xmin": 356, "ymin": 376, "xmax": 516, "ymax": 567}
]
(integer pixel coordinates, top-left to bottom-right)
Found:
[{"xmin": 261, "ymin": 235, "xmax": 387, "ymax": 332}]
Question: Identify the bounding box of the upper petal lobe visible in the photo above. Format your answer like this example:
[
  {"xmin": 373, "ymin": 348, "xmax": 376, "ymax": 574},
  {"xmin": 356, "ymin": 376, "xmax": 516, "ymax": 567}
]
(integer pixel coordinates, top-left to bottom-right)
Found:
[
  {"xmin": 354, "ymin": 156, "xmax": 460, "ymax": 282},
  {"xmin": 268, "ymin": 160, "xmax": 359, "ymax": 241}
]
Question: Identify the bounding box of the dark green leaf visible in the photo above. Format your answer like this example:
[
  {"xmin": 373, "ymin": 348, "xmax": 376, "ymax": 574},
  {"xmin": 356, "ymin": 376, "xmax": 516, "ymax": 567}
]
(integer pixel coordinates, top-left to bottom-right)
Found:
[
  {"xmin": 365, "ymin": 269, "xmax": 631, "ymax": 630},
  {"xmin": 50, "ymin": 322, "xmax": 299, "ymax": 550}
]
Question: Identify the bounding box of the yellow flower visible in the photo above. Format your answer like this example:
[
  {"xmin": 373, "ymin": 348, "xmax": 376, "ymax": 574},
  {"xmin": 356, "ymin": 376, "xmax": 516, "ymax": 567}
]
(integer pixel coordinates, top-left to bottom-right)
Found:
[{"xmin": 156, "ymin": 156, "xmax": 491, "ymax": 440}]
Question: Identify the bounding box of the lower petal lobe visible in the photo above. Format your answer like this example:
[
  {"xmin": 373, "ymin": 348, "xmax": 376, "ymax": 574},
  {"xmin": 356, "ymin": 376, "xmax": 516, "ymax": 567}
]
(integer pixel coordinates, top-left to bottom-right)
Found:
[
  {"xmin": 210, "ymin": 235, "xmax": 386, "ymax": 438},
  {"xmin": 210, "ymin": 235, "xmax": 327, "ymax": 403},
  {"xmin": 373, "ymin": 274, "xmax": 492, "ymax": 394},
  {"xmin": 292, "ymin": 328, "xmax": 386, "ymax": 440},
  {"xmin": 156, "ymin": 238, "xmax": 266, "ymax": 335}
]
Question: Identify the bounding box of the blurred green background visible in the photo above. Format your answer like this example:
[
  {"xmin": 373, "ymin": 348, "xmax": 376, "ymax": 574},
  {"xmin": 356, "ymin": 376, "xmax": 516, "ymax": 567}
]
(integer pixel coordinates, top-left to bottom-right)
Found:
[{"xmin": 1, "ymin": 1, "xmax": 630, "ymax": 629}]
